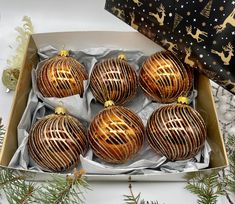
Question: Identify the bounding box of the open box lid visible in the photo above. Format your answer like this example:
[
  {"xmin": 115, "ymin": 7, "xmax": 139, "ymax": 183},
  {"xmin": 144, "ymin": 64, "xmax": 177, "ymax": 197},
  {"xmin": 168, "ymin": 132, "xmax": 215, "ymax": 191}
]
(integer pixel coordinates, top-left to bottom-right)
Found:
[{"xmin": 105, "ymin": 0, "xmax": 235, "ymax": 94}]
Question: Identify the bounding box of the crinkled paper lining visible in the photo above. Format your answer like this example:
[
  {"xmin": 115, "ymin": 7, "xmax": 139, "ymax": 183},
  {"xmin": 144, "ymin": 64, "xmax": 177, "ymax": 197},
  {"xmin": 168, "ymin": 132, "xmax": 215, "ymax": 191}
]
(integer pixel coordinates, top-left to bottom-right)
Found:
[{"xmin": 9, "ymin": 46, "xmax": 211, "ymax": 175}]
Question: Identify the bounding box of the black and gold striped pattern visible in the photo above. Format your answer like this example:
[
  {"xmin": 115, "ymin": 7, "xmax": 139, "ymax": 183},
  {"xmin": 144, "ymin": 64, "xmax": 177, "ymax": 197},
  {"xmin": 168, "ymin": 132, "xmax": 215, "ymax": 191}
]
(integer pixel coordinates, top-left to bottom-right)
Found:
[
  {"xmin": 37, "ymin": 56, "xmax": 88, "ymax": 98},
  {"xmin": 28, "ymin": 114, "xmax": 88, "ymax": 172},
  {"xmin": 88, "ymin": 106, "xmax": 145, "ymax": 164},
  {"xmin": 90, "ymin": 58, "xmax": 138, "ymax": 106},
  {"xmin": 146, "ymin": 104, "xmax": 206, "ymax": 161},
  {"xmin": 139, "ymin": 51, "xmax": 193, "ymax": 103}
]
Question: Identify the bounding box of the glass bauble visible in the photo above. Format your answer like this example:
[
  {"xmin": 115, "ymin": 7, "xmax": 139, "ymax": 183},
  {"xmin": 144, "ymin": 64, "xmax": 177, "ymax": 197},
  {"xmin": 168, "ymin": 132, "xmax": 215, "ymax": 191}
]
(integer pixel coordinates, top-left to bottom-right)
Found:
[
  {"xmin": 88, "ymin": 106, "xmax": 144, "ymax": 163},
  {"xmin": 139, "ymin": 51, "xmax": 193, "ymax": 103},
  {"xmin": 28, "ymin": 107, "xmax": 88, "ymax": 172},
  {"xmin": 146, "ymin": 99, "xmax": 206, "ymax": 161},
  {"xmin": 37, "ymin": 50, "xmax": 88, "ymax": 98}
]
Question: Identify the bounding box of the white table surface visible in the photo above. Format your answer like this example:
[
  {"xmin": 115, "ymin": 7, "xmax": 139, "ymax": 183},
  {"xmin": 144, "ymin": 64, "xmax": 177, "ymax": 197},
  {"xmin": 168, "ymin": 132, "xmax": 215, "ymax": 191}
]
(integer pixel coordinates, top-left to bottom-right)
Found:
[{"xmin": 0, "ymin": 0, "xmax": 232, "ymax": 203}]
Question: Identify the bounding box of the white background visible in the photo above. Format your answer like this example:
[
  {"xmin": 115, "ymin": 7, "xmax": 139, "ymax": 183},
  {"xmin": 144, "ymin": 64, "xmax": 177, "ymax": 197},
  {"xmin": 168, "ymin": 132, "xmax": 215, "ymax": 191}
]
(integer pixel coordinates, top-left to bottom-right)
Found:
[{"xmin": 0, "ymin": 0, "xmax": 232, "ymax": 203}]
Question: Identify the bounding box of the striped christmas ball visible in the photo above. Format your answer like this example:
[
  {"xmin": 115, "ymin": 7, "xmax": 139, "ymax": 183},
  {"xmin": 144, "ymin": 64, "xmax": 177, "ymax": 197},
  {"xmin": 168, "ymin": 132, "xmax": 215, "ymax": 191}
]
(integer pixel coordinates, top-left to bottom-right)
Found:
[
  {"xmin": 28, "ymin": 106, "xmax": 88, "ymax": 172},
  {"xmin": 139, "ymin": 51, "xmax": 193, "ymax": 103},
  {"xmin": 37, "ymin": 50, "xmax": 88, "ymax": 98},
  {"xmin": 90, "ymin": 55, "xmax": 137, "ymax": 106},
  {"xmin": 146, "ymin": 101, "xmax": 206, "ymax": 161},
  {"xmin": 88, "ymin": 106, "xmax": 144, "ymax": 163}
]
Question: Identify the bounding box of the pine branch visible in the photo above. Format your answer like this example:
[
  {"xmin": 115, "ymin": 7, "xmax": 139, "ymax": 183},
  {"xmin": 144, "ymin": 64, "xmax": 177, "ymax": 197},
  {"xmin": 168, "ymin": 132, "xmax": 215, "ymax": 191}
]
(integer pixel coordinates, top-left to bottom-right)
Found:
[
  {"xmin": 37, "ymin": 168, "xmax": 89, "ymax": 204},
  {"xmin": 185, "ymin": 172, "xmax": 225, "ymax": 204},
  {"xmin": 124, "ymin": 184, "xmax": 160, "ymax": 204},
  {"xmin": 0, "ymin": 167, "xmax": 39, "ymax": 204},
  {"xmin": 225, "ymin": 150, "xmax": 235, "ymax": 194}
]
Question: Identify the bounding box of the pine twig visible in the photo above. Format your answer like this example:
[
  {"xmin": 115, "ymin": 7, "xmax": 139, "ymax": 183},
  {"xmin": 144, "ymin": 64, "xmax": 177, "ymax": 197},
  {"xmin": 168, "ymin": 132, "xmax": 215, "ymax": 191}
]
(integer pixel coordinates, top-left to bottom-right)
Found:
[
  {"xmin": 185, "ymin": 172, "xmax": 225, "ymax": 204},
  {"xmin": 0, "ymin": 167, "xmax": 39, "ymax": 204},
  {"xmin": 37, "ymin": 168, "xmax": 89, "ymax": 204},
  {"xmin": 124, "ymin": 183, "xmax": 160, "ymax": 204}
]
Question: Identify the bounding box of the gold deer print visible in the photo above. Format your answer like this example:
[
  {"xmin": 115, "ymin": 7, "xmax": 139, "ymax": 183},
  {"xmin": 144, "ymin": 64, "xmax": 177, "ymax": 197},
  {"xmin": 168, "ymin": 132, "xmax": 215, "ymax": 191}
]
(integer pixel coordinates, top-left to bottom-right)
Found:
[
  {"xmin": 211, "ymin": 42, "xmax": 234, "ymax": 65},
  {"xmin": 132, "ymin": 0, "xmax": 143, "ymax": 7},
  {"xmin": 130, "ymin": 12, "xmax": 139, "ymax": 30},
  {"xmin": 184, "ymin": 47, "xmax": 195, "ymax": 67},
  {"xmin": 161, "ymin": 39, "xmax": 178, "ymax": 55},
  {"xmin": 186, "ymin": 26, "xmax": 208, "ymax": 43},
  {"xmin": 214, "ymin": 8, "xmax": 235, "ymax": 33},
  {"xmin": 149, "ymin": 4, "xmax": 166, "ymax": 26},
  {"xmin": 112, "ymin": 7, "xmax": 125, "ymax": 19}
]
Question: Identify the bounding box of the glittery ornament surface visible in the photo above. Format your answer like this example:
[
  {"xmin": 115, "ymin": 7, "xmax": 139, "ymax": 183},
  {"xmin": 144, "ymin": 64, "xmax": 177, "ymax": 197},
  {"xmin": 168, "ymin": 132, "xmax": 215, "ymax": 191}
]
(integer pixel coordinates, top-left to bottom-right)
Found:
[
  {"xmin": 37, "ymin": 55, "xmax": 88, "ymax": 98},
  {"xmin": 90, "ymin": 58, "xmax": 138, "ymax": 106},
  {"xmin": 28, "ymin": 113, "xmax": 88, "ymax": 172},
  {"xmin": 146, "ymin": 103, "xmax": 206, "ymax": 161},
  {"xmin": 139, "ymin": 51, "xmax": 193, "ymax": 103},
  {"xmin": 88, "ymin": 106, "xmax": 145, "ymax": 164}
]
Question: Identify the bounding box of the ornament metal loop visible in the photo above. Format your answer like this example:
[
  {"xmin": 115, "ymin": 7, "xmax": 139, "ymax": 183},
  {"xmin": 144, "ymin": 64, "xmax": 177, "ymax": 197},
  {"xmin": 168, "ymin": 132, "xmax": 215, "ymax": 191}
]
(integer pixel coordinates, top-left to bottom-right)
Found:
[
  {"xmin": 177, "ymin": 96, "xmax": 189, "ymax": 105},
  {"xmin": 55, "ymin": 105, "xmax": 67, "ymax": 115},
  {"xmin": 118, "ymin": 53, "xmax": 127, "ymax": 61},
  {"xmin": 59, "ymin": 49, "xmax": 69, "ymax": 57},
  {"xmin": 104, "ymin": 100, "xmax": 115, "ymax": 108}
]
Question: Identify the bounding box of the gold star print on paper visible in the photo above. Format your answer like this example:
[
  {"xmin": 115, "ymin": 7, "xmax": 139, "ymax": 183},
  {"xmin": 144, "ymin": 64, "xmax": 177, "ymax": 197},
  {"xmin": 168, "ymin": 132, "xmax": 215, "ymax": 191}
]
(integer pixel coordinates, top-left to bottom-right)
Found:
[
  {"xmin": 220, "ymin": 6, "xmax": 224, "ymax": 11},
  {"xmin": 213, "ymin": 61, "xmax": 217, "ymax": 65}
]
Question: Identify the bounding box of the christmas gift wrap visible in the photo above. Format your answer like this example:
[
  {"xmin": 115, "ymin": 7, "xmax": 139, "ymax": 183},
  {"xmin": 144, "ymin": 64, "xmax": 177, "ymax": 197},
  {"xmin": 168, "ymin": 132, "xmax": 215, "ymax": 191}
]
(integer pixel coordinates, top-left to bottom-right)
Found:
[{"xmin": 105, "ymin": 0, "xmax": 235, "ymax": 94}]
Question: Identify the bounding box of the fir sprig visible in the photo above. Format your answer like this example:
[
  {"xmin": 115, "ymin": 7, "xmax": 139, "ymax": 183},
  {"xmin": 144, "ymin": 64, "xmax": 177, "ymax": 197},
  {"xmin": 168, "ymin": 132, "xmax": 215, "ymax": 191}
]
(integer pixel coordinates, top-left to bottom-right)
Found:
[
  {"xmin": 37, "ymin": 169, "xmax": 89, "ymax": 204},
  {"xmin": 185, "ymin": 172, "xmax": 226, "ymax": 204},
  {"xmin": 226, "ymin": 150, "xmax": 235, "ymax": 194},
  {"xmin": 124, "ymin": 184, "xmax": 160, "ymax": 204},
  {"xmin": 0, "ymin": 167, "xmax": 89, "ymax": 204},
  {"xmin": 0, "ymin": 167, "xmax": 39, "ymax": 204}
]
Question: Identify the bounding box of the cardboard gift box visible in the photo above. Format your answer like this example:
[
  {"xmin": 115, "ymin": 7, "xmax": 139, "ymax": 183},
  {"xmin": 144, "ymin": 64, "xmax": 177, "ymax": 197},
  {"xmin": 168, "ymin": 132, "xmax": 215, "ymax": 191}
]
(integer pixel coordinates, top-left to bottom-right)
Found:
[
  {"xmin": 105, "ymin": 0, "xmax": 235, "ymax": 94},
  {"xmin": 0, "ymin": 31, "xmax": 229, "ymax": 181}
]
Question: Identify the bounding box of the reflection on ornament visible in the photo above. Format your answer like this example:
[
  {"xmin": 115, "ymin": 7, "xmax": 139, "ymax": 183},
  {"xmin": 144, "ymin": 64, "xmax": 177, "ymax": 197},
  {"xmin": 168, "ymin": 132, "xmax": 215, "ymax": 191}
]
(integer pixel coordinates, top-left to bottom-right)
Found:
[
  {"xmin": 90, "ymin": 56, "xmax": 138, "ymax": 106},
  {"xmin": 146, "ymin": 98, "xmax": 206, "ymax": 161},
  {"xmin": 28, "ymin": 106, "xmax": 88, "ymax": 172},
  {"xmin": 139, "ymin": 51, "xmax": 193, "ymax": 103},
  {"xmin": 88, "ymin": 106, "xmax": 144, "ymax": 163},
  {"xmin": 37, "ymin": 50, "xmax": 88, "ymax": 98}
]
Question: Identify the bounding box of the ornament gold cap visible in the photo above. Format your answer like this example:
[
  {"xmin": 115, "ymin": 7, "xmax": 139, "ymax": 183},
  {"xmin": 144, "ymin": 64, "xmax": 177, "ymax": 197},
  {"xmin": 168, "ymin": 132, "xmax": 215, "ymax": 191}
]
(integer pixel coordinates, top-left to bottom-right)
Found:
[
  {"xmin": 104, "ymin": 100, "xmax": 115, "ymax": 108},
  {"xmin": 177, "ymin": 96, "xmax": 189, "ymax": 105},
  {"xmin": 55, "ymin": 105, "xmax": 67, "ymax": 115},
  {"xmin": 118, "ymin": 53, "xmax": 127, "ymax": 61},
  {"xmin": 59, "ymin": 49, "xmax": 69, "ymax": 57}
]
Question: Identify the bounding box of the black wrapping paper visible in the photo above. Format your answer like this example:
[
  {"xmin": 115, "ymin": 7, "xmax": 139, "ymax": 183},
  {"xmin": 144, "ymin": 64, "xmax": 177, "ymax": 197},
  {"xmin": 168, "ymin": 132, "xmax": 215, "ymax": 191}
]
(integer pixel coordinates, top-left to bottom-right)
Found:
[{"xmin": 105, "ymin": 0, "xmax": 235, "ymax": 94}]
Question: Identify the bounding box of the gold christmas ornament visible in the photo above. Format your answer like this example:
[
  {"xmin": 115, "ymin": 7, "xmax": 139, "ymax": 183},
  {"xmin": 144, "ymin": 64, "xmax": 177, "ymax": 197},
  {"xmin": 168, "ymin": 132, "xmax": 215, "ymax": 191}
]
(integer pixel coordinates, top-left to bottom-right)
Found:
[
  {"xmin": 37, "ymin": 50, "xmax": 88, "ymax": 98},
  {"xmin": 88, "ymin": 106, "xmax": 144, "ymax": 163},
  {"xmin": 146, "ymin": 97, "xmax": 206, "ymax": 161},
  {"xmin": 90, "ymin": 54, "xmax": 138, "ymax": 106},
  {"xmin": 28, "ymin": 106, "xmax": 88, "ymax": 172},
  {"xmin": 139, "ymin": 51, "xmax": 193, "ymax": 103}
]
